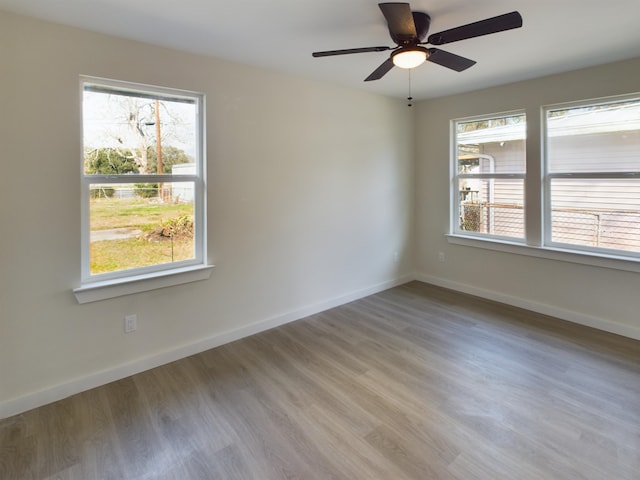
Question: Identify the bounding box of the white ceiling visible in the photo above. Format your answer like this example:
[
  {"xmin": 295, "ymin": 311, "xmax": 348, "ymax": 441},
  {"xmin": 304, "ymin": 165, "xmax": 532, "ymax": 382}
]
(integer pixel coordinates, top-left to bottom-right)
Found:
[{"xmin": 2, "ymin": 0, "xmax": 640, "ymax": 100}]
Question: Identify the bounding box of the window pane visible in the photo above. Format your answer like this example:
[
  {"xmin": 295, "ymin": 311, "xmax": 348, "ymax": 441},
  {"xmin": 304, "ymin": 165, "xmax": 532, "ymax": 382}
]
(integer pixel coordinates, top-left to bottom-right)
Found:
[
  {"xmin": 547, "ymin": 100, "xmax": 640, "ymax": 173},
  {"xmin": 550, "ymin": 178, "xmax": 640, "ymax": 253},
  {"xmin": 458, "ymin": 179, "xmax": 524, "ymax": 239},
  {"xmin": 89, "ymin": 183, "xmax": 195, "ymax": 275},
  {"xmin": 83, "ymin": 89, "xmax": 197, "ymax": 175},
  {"xmin": 456, "ymin": 114, "xmax": 526, "ymax": 174}
]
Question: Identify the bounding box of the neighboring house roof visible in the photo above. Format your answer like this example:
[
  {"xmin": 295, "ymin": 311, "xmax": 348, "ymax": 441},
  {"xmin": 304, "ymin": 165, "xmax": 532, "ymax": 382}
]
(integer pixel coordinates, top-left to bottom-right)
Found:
[{"xmin": 458, "ymin": 104, "xmax": 640, "ymax": 144}]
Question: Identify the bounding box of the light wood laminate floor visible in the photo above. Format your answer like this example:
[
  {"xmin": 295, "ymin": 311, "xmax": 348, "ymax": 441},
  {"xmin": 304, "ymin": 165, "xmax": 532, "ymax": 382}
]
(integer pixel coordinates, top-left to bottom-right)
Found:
[{"xmin": 1, "ymin": 282, "xmax": 639, "ymax": 479}]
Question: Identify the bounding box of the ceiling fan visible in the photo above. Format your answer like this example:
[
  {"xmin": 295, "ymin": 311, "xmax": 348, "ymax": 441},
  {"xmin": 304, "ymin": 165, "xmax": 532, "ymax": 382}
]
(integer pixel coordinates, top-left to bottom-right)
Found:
[{"xmin": 312, "ymin": 2, "xmax": 523, "ymax": 81}]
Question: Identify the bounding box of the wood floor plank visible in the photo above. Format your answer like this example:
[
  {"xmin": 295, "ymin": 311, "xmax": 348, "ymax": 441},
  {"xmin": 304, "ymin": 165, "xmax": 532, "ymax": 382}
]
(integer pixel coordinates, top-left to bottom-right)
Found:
[
  {"xmin": 72, "ymin": 388, "xmax": 127, "ymax": 480},
  {"xmin": 1, "ymin": 281, "xmax": 639, "ymax": 479}
]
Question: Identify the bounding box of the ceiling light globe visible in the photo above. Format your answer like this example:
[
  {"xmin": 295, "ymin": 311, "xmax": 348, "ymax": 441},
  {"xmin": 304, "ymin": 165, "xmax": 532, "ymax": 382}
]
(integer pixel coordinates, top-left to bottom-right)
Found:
[{"xmin": 392, "ymin": 48, "xmax": 428, "ymax": 69}]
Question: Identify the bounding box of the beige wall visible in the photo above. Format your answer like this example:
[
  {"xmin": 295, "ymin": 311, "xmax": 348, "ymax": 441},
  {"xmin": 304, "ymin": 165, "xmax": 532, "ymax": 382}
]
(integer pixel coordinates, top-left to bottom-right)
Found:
[
  {"xmin": 415, "ymin": 57, "xmax": 640, "ymax": 339},
  {"xmin": 0, "ymin": 12, "xmax": 414, "ymax": 417}
]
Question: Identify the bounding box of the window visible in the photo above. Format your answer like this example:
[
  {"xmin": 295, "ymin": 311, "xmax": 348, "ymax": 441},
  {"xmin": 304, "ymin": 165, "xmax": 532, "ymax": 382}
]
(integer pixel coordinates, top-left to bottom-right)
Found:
[
  {"xmin": 448, "ymin": 94, "xmax": 640, "ymax": 271},
  {"xmin": 77, "ymin": 77, "xmax": 209, "ymax": 300},
  {"xmin": 453, "ymin": 112, "xmax": 526, "ymax": 241},
  {"xmin": 545, "ymin": 96, "xmax": 640, "ymax": 258}
]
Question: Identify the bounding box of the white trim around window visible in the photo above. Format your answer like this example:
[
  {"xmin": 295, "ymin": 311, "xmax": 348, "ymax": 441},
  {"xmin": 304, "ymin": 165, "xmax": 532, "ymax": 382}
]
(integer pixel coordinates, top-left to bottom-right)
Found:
[{"xmin": 74, "ymin": 76, "xmax": 212, "ymax": 303}]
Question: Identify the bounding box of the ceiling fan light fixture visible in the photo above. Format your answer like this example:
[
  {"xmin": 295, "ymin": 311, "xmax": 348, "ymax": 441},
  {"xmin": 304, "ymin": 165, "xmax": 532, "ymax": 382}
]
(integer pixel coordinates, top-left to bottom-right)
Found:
[{"xmin": 392, "ymin": 47, "xmax": 429, "ymax": 69}]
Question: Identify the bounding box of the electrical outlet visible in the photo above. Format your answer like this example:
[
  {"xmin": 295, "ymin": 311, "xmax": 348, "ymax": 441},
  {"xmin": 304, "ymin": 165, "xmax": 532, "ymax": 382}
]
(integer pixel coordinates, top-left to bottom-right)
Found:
[
  {"xmin": 124, "ymin": 314, "xmax": 137, "ymax": 333},
  {"xmin": 438, "ymin": 252, "xmax": 446, "ymax": 262}
]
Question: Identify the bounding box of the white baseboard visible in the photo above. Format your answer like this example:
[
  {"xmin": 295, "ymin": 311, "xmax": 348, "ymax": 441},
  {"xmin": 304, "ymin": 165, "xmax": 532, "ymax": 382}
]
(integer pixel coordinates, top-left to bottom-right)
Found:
[
  {"xmin": 416, "ymin": 274, "xmax": 640, "ymax": 342},
  {"xmin": 0, "ymin": 275, "xmax": 413, "ymax": 420}
]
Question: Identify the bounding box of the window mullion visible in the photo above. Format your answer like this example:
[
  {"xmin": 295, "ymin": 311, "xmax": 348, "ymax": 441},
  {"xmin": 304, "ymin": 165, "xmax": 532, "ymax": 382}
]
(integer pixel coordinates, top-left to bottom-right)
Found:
[
  {"xmin": 549, "ymin": 172, "xmax": 640, "ymax": 179},
  {"xmin": 458, "ymin": 173, "xmax": 525, "ymax": 180}
]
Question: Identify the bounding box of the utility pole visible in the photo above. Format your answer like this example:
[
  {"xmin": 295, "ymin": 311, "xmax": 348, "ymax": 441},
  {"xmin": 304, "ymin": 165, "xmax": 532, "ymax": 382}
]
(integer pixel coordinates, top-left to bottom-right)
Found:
[{"xmin": 154, "ymin": 99, "xmax": 163, "ymax": 200}]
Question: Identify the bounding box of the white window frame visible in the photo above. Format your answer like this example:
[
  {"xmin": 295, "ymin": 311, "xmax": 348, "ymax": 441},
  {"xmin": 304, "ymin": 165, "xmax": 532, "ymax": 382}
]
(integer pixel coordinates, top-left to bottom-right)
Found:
[
  {"xmin": 447, "ymin": 93, "xmax": 640, "ymax": 274},
  {"xmin": 543, "ymin": 94, "xmax": 640, "ymax": 260},
  {"xmin": 451, "ymin": 110, "xmax": 527, "ymax": 243},
  {"xmin": 74, "ymin": 76, "xmax": 212, "ymax": 303}
]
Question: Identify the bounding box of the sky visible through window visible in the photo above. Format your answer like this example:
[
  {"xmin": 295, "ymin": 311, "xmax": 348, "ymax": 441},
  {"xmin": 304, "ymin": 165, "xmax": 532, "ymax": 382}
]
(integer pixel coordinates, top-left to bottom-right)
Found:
[{"xmin": 83, "ymin": 90, "xmax": 197, "ymax": 163}]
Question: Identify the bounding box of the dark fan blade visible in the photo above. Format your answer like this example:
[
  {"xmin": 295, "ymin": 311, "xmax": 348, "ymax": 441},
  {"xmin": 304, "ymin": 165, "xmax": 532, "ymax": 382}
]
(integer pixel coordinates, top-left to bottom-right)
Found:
[
  {"xmin": 365, "ymin": 58, "xmax": 395, "ymax": 82},
  {"xmin": 427, "ymin": 48, "xmax": 476, "ymax": 72},
  {"xmin": 379, "ymin": 2, "xmax": 416, "ymax": 44},
  {"xmin": 413, "ymin": 12, "xmax": 431, "ymax": 42},
  {"xmin": 427, "ymin": 11, "xmax": 522, "ymax": 45},
  {"xmin": 313, "ymin": 46, "xmax": 391, "ymax": 57}
]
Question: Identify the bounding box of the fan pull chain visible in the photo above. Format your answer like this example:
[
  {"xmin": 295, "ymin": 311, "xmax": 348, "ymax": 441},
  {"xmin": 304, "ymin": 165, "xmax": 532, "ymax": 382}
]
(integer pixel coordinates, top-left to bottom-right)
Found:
[{"xmin": 407, "ymin": 69, "xmax": 413, "ymax": 107}]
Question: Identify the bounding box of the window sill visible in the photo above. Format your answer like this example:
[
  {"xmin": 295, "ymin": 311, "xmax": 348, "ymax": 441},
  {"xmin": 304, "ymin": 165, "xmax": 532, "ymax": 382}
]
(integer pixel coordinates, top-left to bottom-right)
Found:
[
  {"xmin": 446, "ymin": 234, "xmax": 640, "ymax": 273},
  {"xmin": 73, "ymin": 264, "xmax": 214, "ymax": 304}
]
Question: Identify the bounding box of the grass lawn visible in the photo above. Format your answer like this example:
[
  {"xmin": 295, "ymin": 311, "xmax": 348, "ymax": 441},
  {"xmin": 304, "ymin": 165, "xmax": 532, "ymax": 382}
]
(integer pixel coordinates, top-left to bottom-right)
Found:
[
  {"xmin": 90, "ymin": 197, "xmax": 193, "ymax": 231},
  {"xmin": 90, "ymin": 197, "xmax": 195, "ymax": 274}
]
